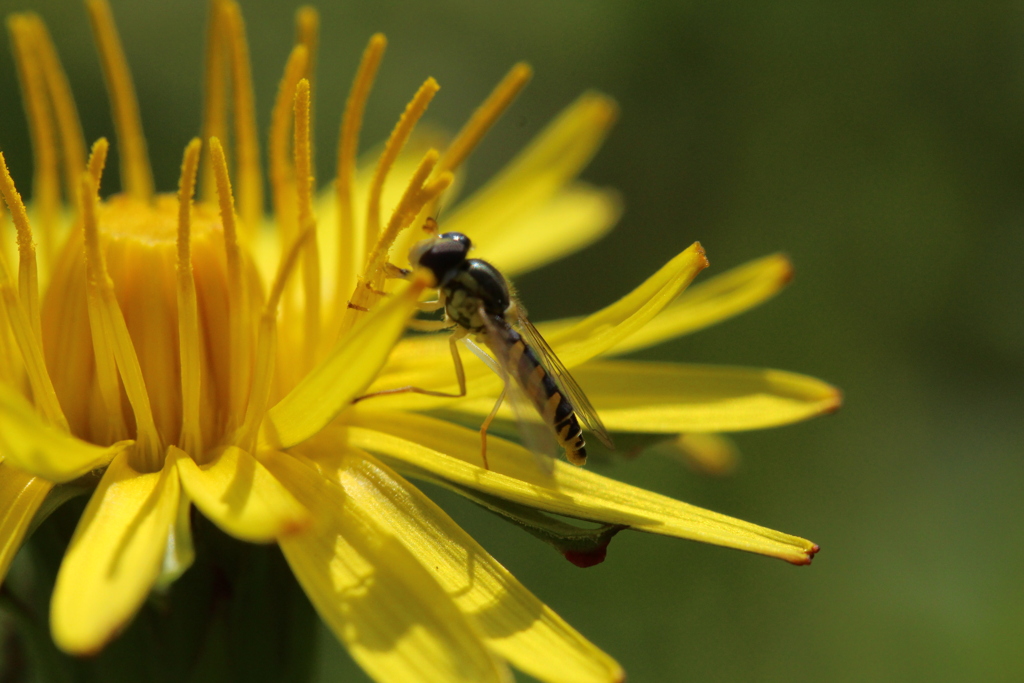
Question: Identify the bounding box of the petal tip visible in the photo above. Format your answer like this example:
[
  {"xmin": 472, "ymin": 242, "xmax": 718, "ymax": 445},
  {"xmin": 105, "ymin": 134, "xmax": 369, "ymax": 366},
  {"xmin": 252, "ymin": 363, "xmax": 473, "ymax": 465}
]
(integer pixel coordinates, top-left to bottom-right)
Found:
[
  {"xmin": 54, "ymin": 634, "xmax": 106, "ymax": 658},
  {"xmin": 788, "ymin": 543, "xmax": 820, "ymax": 566},
  {"xmin": 692, "ymin": 241, "xmax": 709, "ymax": 270},
  {"xmin": 822, "ymin": 388, "xmax": 843, "ymax": 414},
  {"xmin": 278, "ymin": 511, "xmax": 314, "ymax": 538},
  {"xmin": 512, "ymin": 61, "xmax": 533, "ymax": 80},
  {"xmin": 52, "ymin": 599, "xmax": 127, "ymax": 657},
  {"xmin": 412, "ymin": 267, "xmax": 436, "ymax": 289},
  {"xmin": 777, "ymin": 254, "xmax": 795, "ymax": 286},
  {"xmin": 582, "ymin": 90, "xmax": 620, "ymax": 128}
]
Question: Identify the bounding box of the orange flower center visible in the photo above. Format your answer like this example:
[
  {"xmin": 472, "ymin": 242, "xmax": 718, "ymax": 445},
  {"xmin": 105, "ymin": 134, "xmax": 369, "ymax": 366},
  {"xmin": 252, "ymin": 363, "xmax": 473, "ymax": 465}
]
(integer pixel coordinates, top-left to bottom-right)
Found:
[{"xmin": 42, "ymin": 194, "xmax": 256, "ymax": 452}]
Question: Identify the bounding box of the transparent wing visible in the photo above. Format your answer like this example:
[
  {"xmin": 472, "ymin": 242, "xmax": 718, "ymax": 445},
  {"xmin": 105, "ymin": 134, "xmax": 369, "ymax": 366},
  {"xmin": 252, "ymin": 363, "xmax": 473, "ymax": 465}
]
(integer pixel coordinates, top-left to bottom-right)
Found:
[
  {"xmin": 513, "ymin": 303, "xmax": 615, "ymax": 449},
  {"xmin": 471, "ymin": 314, "xmax": 558, "ymax": 475}
]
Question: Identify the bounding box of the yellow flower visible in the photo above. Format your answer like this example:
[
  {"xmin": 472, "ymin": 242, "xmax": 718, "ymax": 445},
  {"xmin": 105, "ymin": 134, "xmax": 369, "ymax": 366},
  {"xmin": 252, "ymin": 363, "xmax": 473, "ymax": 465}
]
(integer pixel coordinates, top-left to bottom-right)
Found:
[{"xmin": 0, "ymin": 2, "xmax": 839, "ymax": 681}]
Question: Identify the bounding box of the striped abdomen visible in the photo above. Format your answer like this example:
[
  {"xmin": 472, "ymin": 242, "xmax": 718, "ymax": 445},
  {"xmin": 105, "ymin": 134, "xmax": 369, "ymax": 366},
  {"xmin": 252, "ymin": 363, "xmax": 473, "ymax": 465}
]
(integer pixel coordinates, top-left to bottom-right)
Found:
[{"xmin": 486, "ymin": 318, "xmax": 587, "ymax": 465}]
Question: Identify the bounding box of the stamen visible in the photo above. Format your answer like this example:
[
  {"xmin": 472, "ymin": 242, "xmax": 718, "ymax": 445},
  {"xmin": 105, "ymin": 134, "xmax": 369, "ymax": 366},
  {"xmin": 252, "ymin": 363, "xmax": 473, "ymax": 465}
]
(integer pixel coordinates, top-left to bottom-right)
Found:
[
  {"xmin": 85, "ymin": 0, "xmax": 153, "ymax": 200},
  {"xmin": 294, "ymin": 79, "xmax": 321, "ymax": 365},
  {"xmin": 396, "ymin": 63, "xmax": 532, "ymax": 260},
  {"xmin": 234, "ymin": 227, "xmax": 313, "ymax": 452},
  {"xmin": 7, "ymin": 15, "xmax": 60, "ymax": 254},
  {"xmin": 341, "ymin": 150, "xmax": 453, "ymax": 336},
  {"xmin": 199, "ymin": 0, "xmax": 228, "ymax": 202},
  {"xmin": 0, "ymin": 156, "xmax": 67, "ymax": 432},
  {"xmin": 80, "ymin": 147, "xmax": 161, "ymax": 466},
  {"xmin": 438, "ymin": 62, "xmax": 532, "ymax": 175},
  {"xmin": 363, "ymin": 149, "xmax": 440, "ymax": 283},
  {"xmin": 295, "ymin": 7, "xmax": 319, "ymax": 85},
  {"xmin": 221, "ymin": 1, "xmax": 262, "ymax": 233},
  {"xmin": 295, "ymin": 7, "xmax": 319, "ymax": 150},
  {"xmin": 176, "ymin": 139, "xmax": 203, "ymax": 456},
  {"xmin": 0, "ymin": 152, "xmax": 42, "ymax": 345},
  {"xmin": 364, "ymin": 78, "xmax": 439, "ymax": 252},
  {"xmin": 24, "ymin": 15, "xmax": 87, "ymax": 205},
  {"xmin": 209, "ymin": 137, "xmax": 249, "ymax": 424},
  {"xmin": 88, "ymin": 138, "xmax": 107, "ymax": 186},
  {"xmin": 268, "ymin": 45, "xmax": 309, "ymax": 238},
  {"xmin": 79, "ymin": 139, "xmax": 127, "ymax": 443},
  {"xmin": 333, "ymin": 33, "xmax": 386, "ymax": 333}
]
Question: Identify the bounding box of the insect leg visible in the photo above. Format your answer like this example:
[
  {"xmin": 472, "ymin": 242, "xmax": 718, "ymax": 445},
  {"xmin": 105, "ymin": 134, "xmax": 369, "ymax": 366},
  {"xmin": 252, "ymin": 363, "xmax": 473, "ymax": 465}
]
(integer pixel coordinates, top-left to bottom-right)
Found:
[
  {"xmin": 416, "ymin": 298, "xmax": 445, "ymax": 312},
  {"xmin": 383, "ymin": 262, "xmax": 412, "ymax": 279},
  {"xmin": 352, "ymin": 328, "xmax": 469, "ymax": 402},
  {"xmin": 406, "ymin": 318, "xmax": 454, "ymax": 332},
  {"xmin": 476, "ymin": 377, "xmax": 508, "ymax": 471}
]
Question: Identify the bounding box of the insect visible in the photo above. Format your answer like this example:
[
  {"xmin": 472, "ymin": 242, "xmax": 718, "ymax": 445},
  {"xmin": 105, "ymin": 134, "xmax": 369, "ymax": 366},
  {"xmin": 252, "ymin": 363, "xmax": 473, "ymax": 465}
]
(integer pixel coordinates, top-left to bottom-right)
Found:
[{"xmin": 359, "ymin": 221, "xmax": 614, "ymax": 470}]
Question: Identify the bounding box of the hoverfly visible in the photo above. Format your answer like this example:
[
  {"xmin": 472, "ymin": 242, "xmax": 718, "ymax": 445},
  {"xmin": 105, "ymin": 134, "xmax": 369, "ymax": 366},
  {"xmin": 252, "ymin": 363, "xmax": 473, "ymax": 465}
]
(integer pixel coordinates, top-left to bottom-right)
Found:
[{"xmin": 360, "ymin": 220, "xmax": 614, "ymax": 470}]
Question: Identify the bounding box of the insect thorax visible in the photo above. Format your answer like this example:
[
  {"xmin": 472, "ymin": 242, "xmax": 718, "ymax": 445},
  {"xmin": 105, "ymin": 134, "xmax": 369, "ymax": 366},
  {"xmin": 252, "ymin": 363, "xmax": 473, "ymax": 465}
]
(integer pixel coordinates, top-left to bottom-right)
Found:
[{"xmin": 442, "ymin": 259, "xmax": 510, "ymax": 331}]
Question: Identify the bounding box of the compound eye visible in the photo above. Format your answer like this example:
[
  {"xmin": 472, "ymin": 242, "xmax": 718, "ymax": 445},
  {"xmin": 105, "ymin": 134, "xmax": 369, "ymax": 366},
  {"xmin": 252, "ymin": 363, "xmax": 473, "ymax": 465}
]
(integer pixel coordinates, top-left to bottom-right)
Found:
[
  {"xmin": 408, "ymin": 233, "xmax": 471, "ymax": 283},
  {"xmin": 437, "ymin": 232, "xmax": 472, "ymax": 250},
  {"xmin": 408, "ymin": 237, "xmax": 437, "ymax": 268}
]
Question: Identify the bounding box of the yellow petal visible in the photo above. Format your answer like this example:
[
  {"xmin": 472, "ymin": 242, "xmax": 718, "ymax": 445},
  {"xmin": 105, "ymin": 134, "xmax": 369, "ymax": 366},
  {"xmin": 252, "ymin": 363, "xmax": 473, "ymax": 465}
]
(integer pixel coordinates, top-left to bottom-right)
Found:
[
  {"xmin": 604, "ymin": 252, "xmax": 794, "ymax": 354},
  {"xmin": 261, "ymin": 277, "xmax": 425, "ymax": 450},
  {"xmin": 343, "ymin": 411, "xmax": 818, "ymax": 565},
  {"xmin": 542, "ymin": 242, "xmax": 708, "ymax": 366},
  {"xmin": 0, "ymin": 381, "xmax": 132, "ymax": 482},
  {"xmin": 157, "ymin": 489, "xmax": 194, "ymax": 590},
  {"xmin": 172, "ymin": 445, "xmax": 309, "ymax": 543},
  {"xmin": 51, "ymin": 450, "xmax": 179, "ymax": 655},
  {"xmin": 452, "ymin": 360, "xmax": 842, "ymax": 433},
  {"xmin": 442, "ymin": 92, "xmax": 617, "ymax": 247},
  {"xmin": 367, "ymin": 242, "xmax": 709, "ymax": 410},
  {"xmin": 302, "ymin": 444, "xmax": 624, "ymax": 683},
  {"xmin": 261, "ymin": 450, "xmax": 509, "ymax": 683},
  {"xmin": 473, "ymin": 184, "xmax": 621, "ymax": 278},
  {"xmin": 0, "ymin": 464, "xmax": 53, "ymax": 584},
  {"xmin": 668, "ymin": 432, "xmax": 740, "ymax": 476}
]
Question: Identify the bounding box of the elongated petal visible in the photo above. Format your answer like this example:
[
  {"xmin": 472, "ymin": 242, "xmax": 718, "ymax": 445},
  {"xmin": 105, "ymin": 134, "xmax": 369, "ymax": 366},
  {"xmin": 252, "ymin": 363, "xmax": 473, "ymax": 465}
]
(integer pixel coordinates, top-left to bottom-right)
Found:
[
  {"xmin": 368, "ymin": 243, "xmax": 709, "ymax": 410},
  {"xmin": 452, "ymin": 360, "xmax": 841, "ymax": 433},
  {"xmin": 668, "ymin": 432, "xmax": 740, "ymax": 476},
  {"xmin": 612, "ymin": 252, "xmax": 793, "ymax": 353},
  {"xmin": 262, "ymin": 278, "xmax": 425, "ymax": 450},
  {"xmin": 172, "ymin": 445, "xmax": 309, "ymax": 543},
  {"xmin": 542, "ymin": 242, "xmax": 707, "ymax": 366},
  {"xmin": 261, "ymin": 450, "xmax": 509, "ymax": 683},
  {"xmin": 0, "ymin": 381, "xmax": 132, "ymax": 482},
  {"xmin": 473, "ymin": 184, "xmax": 621, "ymax": 278},
  {"xmin": 157, "ymin": 489, "xmax": 194, "ymax": 590},
  {"xmin": 51, "ymin": 450, "xmax": 179, "ymax": 655},
  {"xmin": 442, "ymin": 93, "xmax": 617, "ymax": 246},
  {"xmin": 302, "ymin": 444, "xmax": 623, "ymax": 683},
  {"xmin": 0, "ymin": 464, "xmax": 52, "ymax": 584},
  {"xmin": 343, "ymin": 411, "xmax": 818, "ymax": 565},
  {"xmin": 535, "ymin": 252, "xmax": 795, "ymax": 355}
]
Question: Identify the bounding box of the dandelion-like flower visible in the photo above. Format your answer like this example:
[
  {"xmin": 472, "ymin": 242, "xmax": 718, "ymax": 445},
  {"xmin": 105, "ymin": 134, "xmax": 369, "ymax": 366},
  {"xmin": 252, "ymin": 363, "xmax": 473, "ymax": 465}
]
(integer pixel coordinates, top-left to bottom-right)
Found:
[{"xmin": 0, "ymin": 2, "xmax": 839, "ymax": 681}]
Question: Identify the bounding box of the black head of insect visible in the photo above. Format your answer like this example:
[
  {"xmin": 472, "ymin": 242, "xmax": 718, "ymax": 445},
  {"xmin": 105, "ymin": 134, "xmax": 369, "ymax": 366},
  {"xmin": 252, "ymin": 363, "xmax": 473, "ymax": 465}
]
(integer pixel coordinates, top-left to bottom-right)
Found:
[{"xmin": 409, "ymin": 232, "xmax": 472, "ymax": 287}]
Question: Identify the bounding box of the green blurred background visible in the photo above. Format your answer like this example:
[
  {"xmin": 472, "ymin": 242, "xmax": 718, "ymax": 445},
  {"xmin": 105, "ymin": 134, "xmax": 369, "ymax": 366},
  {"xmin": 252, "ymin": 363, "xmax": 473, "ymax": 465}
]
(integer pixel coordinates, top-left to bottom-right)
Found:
[{"xmin": 2, "ymin": 1, "xmax": 1023, "ymax": 681}]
